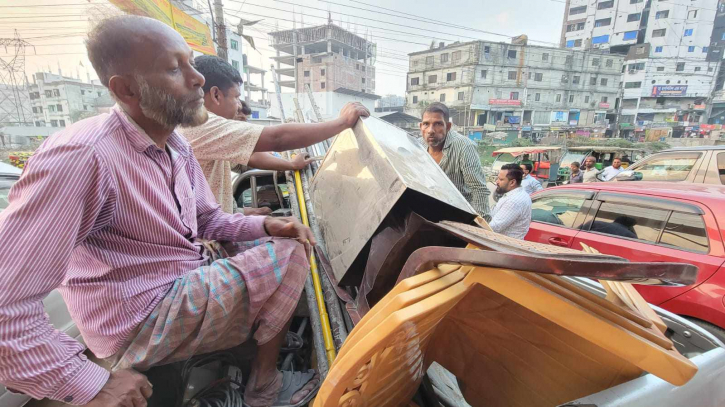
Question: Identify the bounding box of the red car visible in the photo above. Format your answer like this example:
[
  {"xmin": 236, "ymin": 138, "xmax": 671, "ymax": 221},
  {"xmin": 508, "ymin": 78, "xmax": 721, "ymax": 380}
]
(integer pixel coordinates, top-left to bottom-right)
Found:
[{"xmin": 525, "ymin": 182, "xmax": 725, "ymax": 341}]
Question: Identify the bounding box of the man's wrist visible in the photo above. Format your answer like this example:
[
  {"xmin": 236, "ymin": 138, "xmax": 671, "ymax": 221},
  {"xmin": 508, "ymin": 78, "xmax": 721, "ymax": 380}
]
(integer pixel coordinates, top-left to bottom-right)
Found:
[{"xmin": 262, "ymin": 216, "xmax": 271, "ymax": 236}]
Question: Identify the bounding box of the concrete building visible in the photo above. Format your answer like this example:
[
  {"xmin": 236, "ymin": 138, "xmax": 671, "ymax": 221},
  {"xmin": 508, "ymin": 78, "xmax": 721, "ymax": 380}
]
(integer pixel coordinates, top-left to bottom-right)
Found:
[
  {"xmin": 27, "ymin": 72, "xmax": 109, "ymax": 128},
  {"xmin": 270, "ymin": 88, "xmax": 379, "ymax": 122},
  {"xmin": 268, "ymin": 23, "xmax": 377, "ymax": 95},
  {"xmin": 243, "ymin": 55, "xmax": 270, "ymax": 119},
  {"xmin": 405, "ymin": 40, "xmax": 624, "ymax": 140},
  {"xmin": 561, "ymin": 0, "xmax": 720, "ymax": 138}
]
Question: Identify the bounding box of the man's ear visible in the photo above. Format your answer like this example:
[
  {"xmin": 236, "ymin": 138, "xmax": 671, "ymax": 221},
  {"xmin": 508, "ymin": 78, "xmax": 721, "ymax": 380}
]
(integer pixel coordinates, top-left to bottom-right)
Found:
[
  {"xmin": 210, "ymin": 86, "xmax": 222, "ymax": 105},
  {"xmin": 446, "ymin": 121, "xmax": 452, "ymax": 132},
  {"xmin": 108, "ymin": 75, "xmax": 136, "ymax": 105}
]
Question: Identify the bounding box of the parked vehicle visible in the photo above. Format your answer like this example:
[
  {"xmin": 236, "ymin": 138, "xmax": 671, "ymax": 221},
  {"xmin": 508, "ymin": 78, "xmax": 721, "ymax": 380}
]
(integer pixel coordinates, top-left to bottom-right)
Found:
[
  {"xmin": 558, "ymin": 146, "xmax": 648, "ymax": 183},
  {"xmin": 614, "ymin": 146, "xmax": 725, "ymax": 184},
  {"xmin": 0, "ymin": 162, "xmax": 83, "ymax": 407},
  {"xmin": 526, "ymin": 181, "xmax": 725, "ymax": 341},
  {"xmin": 488, "ymin": 146, "xmax": 563, "ymax": 185}
]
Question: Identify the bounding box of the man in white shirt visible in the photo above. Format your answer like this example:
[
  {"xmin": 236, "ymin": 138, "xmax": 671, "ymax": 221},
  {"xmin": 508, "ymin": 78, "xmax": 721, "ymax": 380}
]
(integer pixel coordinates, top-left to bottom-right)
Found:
[
  {"xmin": 489, "ymin": 164, "xmax": 532, "ymax": 239},
  {"xmin": 600, "ymin": 158, "xmax": 623, "ymax": 181},
  {"xmin": 520, "ymin": 163, "xmax": 544, "ymax": 195}
]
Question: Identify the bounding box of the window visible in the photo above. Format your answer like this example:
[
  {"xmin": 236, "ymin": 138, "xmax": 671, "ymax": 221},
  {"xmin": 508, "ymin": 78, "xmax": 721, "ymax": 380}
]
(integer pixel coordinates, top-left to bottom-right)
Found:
[
  {"xmin": 629, "ymin": 62, "xmax": 645, "ymax": 71},
  {"xmin": 83, "ymin": 105, "xmax": 88, "ymax": 110},
  {"xmin": 32, "ymin": 107, "xmax": 37, "ymax": 113},
  {"xmin": 452, "ymin": 51, "xmax": 462, "ymax": 63},
  {"xmin": 688, "ymin": 10, "xmax": 698, "ymax": 19},
  {"xmin": 304, "ymin": 70, "xmax": 310, "ymax": 77},
  {"xmin": 718, "ymin": 153, "xmax": 725, "ymax": 185},
  {"xmin": 598, "ymin": 1, "xmax": 614, "ymax": 10},
  {"xmin": 653, "ymin": 29, "xmax": 666, "ymax": 37},
  {"xmin": 577, "ymin": 22, "xmax": 585, "ymax": 30},
  {"xmin": 321, "ymin": 82, "xmax": 326, "ymax": 89},
  {"xmin": 56, "ymin": 104, "xmax": 63, "ymax": 112},
  {"xmin": 677, "ymin": 62, "xmax": 685, "ymax": 71},
  {"xmin": 627, "ymin": 13, "xmax": 641, "ymax": 22},
  {"xmin": 601, "ymin": 96, "xmax": 608, "ymax": 103},
  {"xmin": 446, "ymin": 72, "xmax": 456, "ymax": 81},
  {"xmin": 542, "ymin": 53, "xmax": 549, "ymax": 61},
  {"xmin": 623, "ymin": 30, "xmax": 638, "ymax": 40},
  {"xmin": 411, "ymin": 77, "xmax": 420, "ymax": 85},
  {"xmin": 508, "ymin": 71, "xmax": 518, "ymax": 80},
  {"xmin": 601, "ymin": 78, "xmax": 609, "ymax": 86},
  {"xmin": 656, "ymin": 10, "xmax": 669, "ymax": 19},
  {"xmin": 508, "ymin": 50, "xmax": 517, "ymax": 59},
  {"xmin": 59, "ymin": 120, "xmax": 65, "ymax": 127},
  {"xmin": 230, "ymin": 39, "xmax": 239, "ymax": 50},
  {"xmin": 606, "ymin": 59, "xmax": 613, "ymax": 68},
  {"xmin": 684, "ymin": 29, "xmax": 694, "ymax": 37},
  {"xmin": 570, "ymin": 5, "xmax": 586, "ymax": 15},
  {"xmin": 53, "ymin": 89, "xmax": 60, "ymax": 97},
  {"xmin": 695, "ymin": 67, "xmax": 701, "ymax": 72},
  {"xmin": 592, "ymin": 35, "xmax": 610, "ymax": 45},
  {"xmin": 535, "ymin": 93, "xmax": 541, "ymax": 101},
  {"xmin": 625, "ymin": 81, "xmax": 642, "ymax": 88},
  {"xmin": 441, "ymin": 53, "xmax": 449, "ymax": 63},
  {"xmin": 660, "ymin": 212, "xmax": 709, "ymax": 253},
  {"xmin": 655, "ymin": 46, "xmax": 663, "ymax": 53},
  {"xmin": 412, "ymin": 96, "xmax": 418, "ymax": 104},
  {"xmin": 573, "ymin": 75, "xmax": 581, "ymax": 84},
  {"xmin": 484, "ymin": 46, "xmax": 490, "ymax": 54},
  {"xmin": 562, "ymin": 74, "xmax": 569, "ymax": 83},
  {"xmin": 356, "ymin": 64, "xmax": 360, "ymax": 70},
  {"xmin": 688, "ymin": 46, "xmax": 695, "ymax": 52},
  {"xmin": 592, "ymin": 58, "xmax": 600, "ymax": 67},
  {"xmin": 429, "ymin": 75, "xmax": 437, "ymax": 83},
  {"xmin": 585, "ymin": 95, "xmax": 590, "ymax": 103},
  {"xmin": 556, "ymin": 94, "xmax": 562, "ymax": 102},
  {"xmin": 98, "ymin": 92, "xmax": 102, "ymax": 96},
  {"xmin": 703, "ymin": 47, "xmax": 709, "ymax": 53},
  {"xmin": 51, "ymin": 120, "xmax": 58, "ymax": 127},
  {"xmin": 630, "ymin": 0, "xmax": 643, "ymax": 3},
  {"xmin": 321, "ymin": 69, "xmax": 326, "ymax": 76},
  {"xmin": 362, "ymin": 78, "xmax": 365, "ymax": 83},
  {"xmin": 481, "ymin": 70, "xmax": 487, "ymax": 79},
  {"xmin": 81, "ymin": 90, "xmax": 85, "ymax": 95},
  {"xmin": 722, "ymin": 32, "xmax": 725, "ymax": 40},
  {"xmin": 657, "ymin": 66, "xmax": 665, "ymax": 71},
  {"xmin": 312, "ymin": 56, "xmax": 323, "ymax": 64},
  {"xmin": 531, "ymin": 196, "xmax": 586, "ymax": 228},
  {"xmin": 510, "ymin": 92, "xmax": 519, "ymax": 100},
  {"xmin": 634, "ymin": 153, "xmax": 701, "ymax": 182},
  {"xmin": 426, "ymin": 56, "xmax": 434, "ymax": 66},
  {"xmin": 440, "ymin": 93, "xmax": 446, "ymax": 102},
  {"xmin": 595, "ymin": 18, "xmax": 612, "ymax": 27},
  {"xmin": 569, "ymin": 94, "xmax": 575, "ymax": 103},
  {"xmin": 566, "ymin": 55, "xmax": 574, "ymax": 65},
  {"xmin": 590, "ymin": 77, "xmax": 598, "ymax": 86},
  {"xmin": 48, "ymin": 105, "xmax": 55, "ymax": 112},
  {"xmin": 589, "ymin": 202, "xmax": 668, "ymax": 243},
  {"xmin": 458, "ymin": 91, "xmax": 465, "ymax": 101},
  {"xmin": 535, "ymin": 73, "xmax": 543, "ymax": 81}
]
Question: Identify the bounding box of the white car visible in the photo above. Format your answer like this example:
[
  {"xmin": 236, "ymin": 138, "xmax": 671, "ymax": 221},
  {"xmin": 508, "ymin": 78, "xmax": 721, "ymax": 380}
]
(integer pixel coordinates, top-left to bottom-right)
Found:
[{"xmin": 0, "ymin": 162, "xmax": 83, "ymax": 406}]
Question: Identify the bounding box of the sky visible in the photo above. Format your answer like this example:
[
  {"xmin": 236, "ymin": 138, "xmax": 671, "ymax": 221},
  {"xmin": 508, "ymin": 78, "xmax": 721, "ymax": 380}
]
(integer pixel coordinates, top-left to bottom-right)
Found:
[{"xmin": 0, "ymin": 0, "xmax": 566, "ymax": 97}]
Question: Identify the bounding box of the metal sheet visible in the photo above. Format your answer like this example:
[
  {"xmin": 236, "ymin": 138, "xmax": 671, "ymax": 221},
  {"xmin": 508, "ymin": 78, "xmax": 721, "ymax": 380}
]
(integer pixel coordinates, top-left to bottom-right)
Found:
[{"xmin": 310, "ymin": 116, "xmax": 476, "ymax": 282}]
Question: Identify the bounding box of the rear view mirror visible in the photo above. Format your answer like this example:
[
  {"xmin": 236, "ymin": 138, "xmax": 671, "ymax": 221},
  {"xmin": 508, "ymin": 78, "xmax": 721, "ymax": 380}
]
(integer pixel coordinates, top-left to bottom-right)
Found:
[{"xmin": 614, "ymin": 170, "xmax": 643, "ymax": 182}]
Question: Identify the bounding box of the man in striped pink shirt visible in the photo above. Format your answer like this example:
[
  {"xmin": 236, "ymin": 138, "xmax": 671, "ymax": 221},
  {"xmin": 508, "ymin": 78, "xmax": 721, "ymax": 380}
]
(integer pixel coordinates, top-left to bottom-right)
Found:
[{"xmin": 0, "ymin": 16, "xmax": 322, "ymax": 407}]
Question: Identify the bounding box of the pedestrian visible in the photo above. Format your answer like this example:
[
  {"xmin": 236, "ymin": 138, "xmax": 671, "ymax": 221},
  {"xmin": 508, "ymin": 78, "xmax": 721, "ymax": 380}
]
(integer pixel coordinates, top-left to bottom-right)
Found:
[
  {"xmin": 179, "ymin": 55, "xmax": 369, "ymax": 215},
  {"xmin": 0, "ymin": 16, "xmax": 320, "ymax": 406},
  {"xmin": 489, "ymin": 163, "xmax": 532, "ymax": 239},
  {"xmin": 419, "ymin": 102, "xmax": 490, "ymax": 218},
  {"xmin": 600, "ymin": 157, "xmax": 623, "ymax": 181},
  {"xmin": 569, "ymin": 161, "xmax": 584, "ymax": 183},
  {"xmin": 582, "ymin": 156, "xmax": 601, "ymax": 182},
  {"xmin": 520, "ymin": 162, "xmax": 544, "ymax": 195}
]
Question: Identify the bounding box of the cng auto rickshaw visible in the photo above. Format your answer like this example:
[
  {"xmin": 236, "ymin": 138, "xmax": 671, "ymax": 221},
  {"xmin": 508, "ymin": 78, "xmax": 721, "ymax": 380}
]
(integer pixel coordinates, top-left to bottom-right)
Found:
[
  {"xmin": 557, "ymin": 146, "xmax": 648, "ymax": 183},
  {"xmin": 489, "ymin": 146, "xmax": 563, "ymax": 186}
]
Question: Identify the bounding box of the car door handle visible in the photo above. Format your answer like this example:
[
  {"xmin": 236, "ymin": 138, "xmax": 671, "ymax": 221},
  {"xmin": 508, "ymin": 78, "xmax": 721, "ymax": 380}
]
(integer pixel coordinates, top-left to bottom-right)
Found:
[{"xmin": 548, "ymin": 237, "xmax": 569, "ymax": 247}]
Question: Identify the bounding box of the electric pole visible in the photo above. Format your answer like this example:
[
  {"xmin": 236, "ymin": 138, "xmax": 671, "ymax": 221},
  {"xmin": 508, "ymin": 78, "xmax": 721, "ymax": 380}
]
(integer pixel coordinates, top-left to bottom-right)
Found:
[{"xmin": 213, "ymin": 0, "xmax": 228, "ymax": 61}]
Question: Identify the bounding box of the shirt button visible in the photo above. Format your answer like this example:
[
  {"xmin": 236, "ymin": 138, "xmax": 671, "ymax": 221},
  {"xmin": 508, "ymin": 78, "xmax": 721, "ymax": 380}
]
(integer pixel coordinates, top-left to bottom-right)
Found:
[{"xmin": 63, "ymin": 396, "xmax": 74, "ymax": 403}]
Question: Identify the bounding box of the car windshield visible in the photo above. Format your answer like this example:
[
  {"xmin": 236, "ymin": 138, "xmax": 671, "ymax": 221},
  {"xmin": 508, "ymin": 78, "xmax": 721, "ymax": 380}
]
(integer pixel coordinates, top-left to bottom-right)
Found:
[
  {"xmin": 629, "ymin": 152, "xmax": 701, "ymax": 182},
  {"xmin": 0, "ymin": 178, "xmax": 17, "ymax": 212},
  {"xmin": 491, "ymin": 153, "xmax": 517, "ymax": 172},
  {"xmin": 560, "ymin": 151, "xmax": 587, "ymax": 167}
]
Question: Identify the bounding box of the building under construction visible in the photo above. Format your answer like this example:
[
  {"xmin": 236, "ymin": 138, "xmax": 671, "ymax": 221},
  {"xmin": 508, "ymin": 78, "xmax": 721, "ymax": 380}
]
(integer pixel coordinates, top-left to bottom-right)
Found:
[{"xmin": 268, "ymin": 23, "xmax": 377, "ymax": 95}]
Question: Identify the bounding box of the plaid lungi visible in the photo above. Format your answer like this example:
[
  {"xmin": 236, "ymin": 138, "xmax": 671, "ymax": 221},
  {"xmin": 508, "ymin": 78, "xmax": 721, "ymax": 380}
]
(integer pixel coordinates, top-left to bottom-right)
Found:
[{"xmin": 109, "ymin": 237, "xmax": 308, "ymax": 371}]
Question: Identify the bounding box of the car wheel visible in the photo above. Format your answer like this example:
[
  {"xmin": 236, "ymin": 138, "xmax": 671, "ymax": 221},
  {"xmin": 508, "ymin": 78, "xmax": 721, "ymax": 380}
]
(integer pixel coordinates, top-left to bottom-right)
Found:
[{"xmin": 685, "ymin": 318, "xmax": 725, "ymax": 343}]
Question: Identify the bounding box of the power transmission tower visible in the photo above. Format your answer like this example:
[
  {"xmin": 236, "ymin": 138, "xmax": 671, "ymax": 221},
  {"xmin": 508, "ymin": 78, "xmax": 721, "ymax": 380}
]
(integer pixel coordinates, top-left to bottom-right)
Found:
[{"xmin": 0, "ymin": 30, "xmax": 35, "ymax": 126}]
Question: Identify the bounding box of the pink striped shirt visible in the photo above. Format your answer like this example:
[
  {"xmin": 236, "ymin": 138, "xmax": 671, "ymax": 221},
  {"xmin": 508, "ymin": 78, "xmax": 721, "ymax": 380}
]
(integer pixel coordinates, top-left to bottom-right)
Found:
[{"xmin": 0, "ymin": 106, "xmax": 267, "ymax": 404}]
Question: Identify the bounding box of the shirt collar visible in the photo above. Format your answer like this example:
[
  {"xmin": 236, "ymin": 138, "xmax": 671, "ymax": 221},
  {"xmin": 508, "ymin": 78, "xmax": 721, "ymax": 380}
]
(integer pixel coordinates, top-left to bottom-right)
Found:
[
  {"xmin": 113, "ymin": 105, "xmax": 190, "ymax": 158},
  {"xmin": 442, "ymin": 130, "xmax": 455, "ymax": 150},
  {"xmin": 503, "ymin": 186, "xmax": 523, "ymax": 198}
]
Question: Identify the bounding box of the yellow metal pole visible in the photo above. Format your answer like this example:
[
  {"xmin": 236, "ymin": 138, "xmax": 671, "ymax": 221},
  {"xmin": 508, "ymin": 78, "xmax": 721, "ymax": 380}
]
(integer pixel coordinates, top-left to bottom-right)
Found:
[{"xmin": 293, "ymin": 169, "xmax": 336, "ymax": 364}]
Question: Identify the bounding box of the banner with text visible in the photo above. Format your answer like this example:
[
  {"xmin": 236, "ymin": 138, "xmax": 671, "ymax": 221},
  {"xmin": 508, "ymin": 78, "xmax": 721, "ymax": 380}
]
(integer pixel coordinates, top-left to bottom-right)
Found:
[
  {"xmin": 651, "ymin": 85, "xmax": 687, "ymax": 97},
  {"xmin": 109, "ymin": 0, "xmax": 216, "ymax": 55},
  {"xmin": 489, "ymin": 99, "xmax": 521, "ymax": 106}
]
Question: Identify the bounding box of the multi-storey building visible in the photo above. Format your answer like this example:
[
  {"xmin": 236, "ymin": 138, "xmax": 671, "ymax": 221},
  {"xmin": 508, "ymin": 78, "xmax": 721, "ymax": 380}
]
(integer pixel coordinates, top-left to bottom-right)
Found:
[
  {"xmin": 27, "ymin": 72, "xmax": 108, "ymax": 129},
  {"xmin": 268, "ymin": 23, "xmax": 377, "ymax": 95},
  {"xmin": 405, "ymin": 40, "xmax": 624, "ymax": 140},
  {"xmin": 561, "ymin": 0, "xmax": 720, "ymax": 138}
]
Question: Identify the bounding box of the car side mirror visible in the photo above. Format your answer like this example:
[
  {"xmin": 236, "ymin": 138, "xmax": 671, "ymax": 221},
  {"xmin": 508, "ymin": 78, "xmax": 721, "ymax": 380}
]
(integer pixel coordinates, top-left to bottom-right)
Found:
[{"xmin": 614, "ymin": 170, "xmax": 643, "ymax": 182}]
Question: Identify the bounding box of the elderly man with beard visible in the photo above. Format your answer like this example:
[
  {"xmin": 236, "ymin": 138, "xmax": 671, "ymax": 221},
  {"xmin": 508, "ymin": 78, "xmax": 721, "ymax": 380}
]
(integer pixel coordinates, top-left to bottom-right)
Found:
[
  {"xmin": 0, "ymin": 16, "xmax": 320, "ymax": 407},
  {"xmin": 489, "ymin": 164, "xmax": 532, "ymax": 239},
  {"xmin": 418, "ymin": 102, "xmax": 490, "ymax": 218},
  {"xmin": 179, "ymin": 55, "xmax": 369, "ymax": 216}
]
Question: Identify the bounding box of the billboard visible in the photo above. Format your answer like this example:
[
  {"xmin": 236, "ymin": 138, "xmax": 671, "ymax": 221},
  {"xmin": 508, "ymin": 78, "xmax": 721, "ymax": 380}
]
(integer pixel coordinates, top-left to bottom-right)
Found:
[
  {"xmin": 489, "ymin": 99, "xmax": 521, "ymax": 106},
  {"xmin": 651, "ymin": 85, "xmax": 688, "ymax": 97},
  {"xmin": 110, "ymin": 0, "xmax": 216, "ymax": 55}
]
